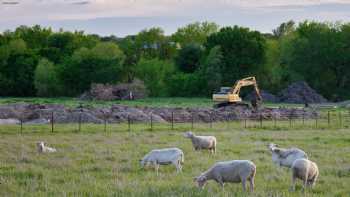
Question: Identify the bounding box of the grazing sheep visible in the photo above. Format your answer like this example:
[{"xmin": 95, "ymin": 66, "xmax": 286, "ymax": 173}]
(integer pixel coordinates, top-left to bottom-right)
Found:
[
  {"xmin": 140, "ymin": 148, "xmax": 184, "ymax": 175},
  {"xmin": 268, "ymin": 143, "xmax": 308, "ymax": 168},
  {"xmin": 184, "ymin": 131, "xmax": 216, "ymax": 154},
  {"xmin": 194, "ymin": 160, "xmax": 256, "ymax": 192},
  {"xmin": 290, "ymin": 158, "xmax": 319, "ymax": 191},
  {"xmin": 37, "ymin": 141, "xmax": 57, "ymax": 153}
]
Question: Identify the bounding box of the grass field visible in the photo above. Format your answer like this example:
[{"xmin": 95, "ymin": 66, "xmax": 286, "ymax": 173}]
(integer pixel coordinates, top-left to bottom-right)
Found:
[
  {"xmin": 0, "ymin": 125, "xmax": 349, "ymax": 196},
  {"xmin": 0, "ymin": 97, "xmax": 311, "ymax": 108}
]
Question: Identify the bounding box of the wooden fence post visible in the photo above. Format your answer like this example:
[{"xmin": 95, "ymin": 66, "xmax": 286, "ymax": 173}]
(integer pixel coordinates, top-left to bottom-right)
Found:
[
  {"xmin": 20, "ymin": 116, "xmax": 23, "ymax": 134},
  {"xmin": 78, "ymin": 112, "xmax": 82, "ymax": 132},
  {"xmin": 171, "ymin": 111, "xmax": 174, "ymax": 130},
  {"xmin": 327, "ymin": 111, "xmax": 330, "ymax": 127},
  {"xmin": 51, "ymin": 111, "xmax": 54, "ymax": 133},
  {"xmin": 150, "ymin": 113, "xmax": 153, "ymax": 131},
  {"xmin": 128, "ymin": 115, "xmax": 131, "ymax": 132},
  {"xmin": 209, "ymin": 113, "xmax": 212, "ymax": 129},
  {"xmin": 191, "ymin": 113, "xmax": 194, "ymax": 129}
]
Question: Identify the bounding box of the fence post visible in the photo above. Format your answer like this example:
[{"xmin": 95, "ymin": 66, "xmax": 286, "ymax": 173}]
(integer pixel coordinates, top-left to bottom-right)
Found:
[
  {"xmin": 150, "ymin": 113, "xmax": 153, "ymax": 131},
  {"xmin": 244, "ymin": 118, "xmax": 247, "ymax": 129},
  {"xmin": 128, "ymin": 115, "xmax": 131, "ymax": 132},
  {"xmin": 327, "ymin": 111, "xmax": 330, "ymax": 128},
  {"xmin": 302, "ymin": 110, "xmax": 305, "ymax": 126},
  {"xmin": 289, "ymin": 114, "xmax": 292, "ymax": 128},
  {"xmin": 339, "ymin": 111, "xmax": 342, "ymax": 128},
  {"xmin": 260, "ymin": 114, "xmax": 263, "ymax": 128},
  {"xmin": 20, "ymin": 116, "xmax": 23, "ymax": 134},
  {"xmin": 104, "ymin": 115, "xmax": 107, "ymax": 132},
  {"xmin": 274, "ymin": 115, "xmax": 276, "ymax": 128},
  {"xmin": 171, "ymin": 111, "xmax": 174, "ymax": 130},
  {"xmin": 209, "ymin": 113, "xmax": 212, "ymax": 129},
  {"xmin": 191, "ymin": 113, "xmax": 194, "ymax": 130},
  {"xmin": 78, "ymin": 112, "xmax": 82, "ymax": 132},
  {"xmin": 51, "ymin": 111, "xmax": 54, "ymax": 133},
  {"xmin": 315, "ymin": 115, "xmax": 318, "ymax": 128}
]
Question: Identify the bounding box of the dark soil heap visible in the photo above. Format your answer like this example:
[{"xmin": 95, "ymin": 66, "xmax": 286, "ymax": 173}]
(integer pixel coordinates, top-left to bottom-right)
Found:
[
  {"xmin": 80, "ymin": 79, "xmax": 147, "ymax": 101},
  {"xmin": 278, "ymin": 81, "xmax": 327, "ymax": 104}
]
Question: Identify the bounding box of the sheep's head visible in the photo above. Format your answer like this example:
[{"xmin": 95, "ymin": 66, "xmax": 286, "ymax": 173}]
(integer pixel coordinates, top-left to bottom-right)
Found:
[
  {"xmin": 194, "ymin": 175, "xmax": 207, "ymax": 189},
  {"xmin": 37, "ymin": 141, "xmax": 45, "ymax": 152},
  {"xmin": 184, "ymin": 131, "xmax": 194, "ymax": 138},
  {"xmin": 139, "ymin": 159, "xmax": 145, "ymax": 168},
  {"xmin": 268, "ymin": 143, "xmax": 278, "ymax": 152}
]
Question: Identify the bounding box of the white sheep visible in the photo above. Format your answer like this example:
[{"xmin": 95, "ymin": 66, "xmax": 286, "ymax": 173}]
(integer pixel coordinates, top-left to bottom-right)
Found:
[
  {"xmin": 290, "ymin": 158, "xmax": 319, "ymax": 192},
  {"xmin": 140, "ymin": 148, "xmax": 184, "ymax": 175},
  {"xmin": 268, "ymin": 143, "xmax": 308, "ymax": 168},
  {"xmin": 37, "ymin": 141, "xmax": 57, "ymax": 153},
  {"xmin": 194, "ymin": 160, "xmax": 256, "ymax": 192},
  {"xmin": 184, "ymin": 131, "xmax": 216, "ymax": 154}
]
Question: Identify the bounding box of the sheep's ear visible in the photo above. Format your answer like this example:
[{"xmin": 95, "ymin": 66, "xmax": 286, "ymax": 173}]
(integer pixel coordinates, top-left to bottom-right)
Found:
[
  {"xmin": 274, "ymin": 149, "xmax": 281, "ymax": 154},
  {"xmin": 193, "ymin": 177, "xmax": 198, "ymax": 182}
]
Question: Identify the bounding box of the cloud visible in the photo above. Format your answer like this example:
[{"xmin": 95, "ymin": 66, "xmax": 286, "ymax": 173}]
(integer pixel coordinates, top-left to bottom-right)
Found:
[{"xmin": 0, "ymin": 0, "xmax": 349, "ymax": 36}]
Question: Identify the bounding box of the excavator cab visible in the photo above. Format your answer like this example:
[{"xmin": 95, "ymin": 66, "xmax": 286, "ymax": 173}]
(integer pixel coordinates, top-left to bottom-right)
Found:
[{"xmin": 212, "ymin": 76, "xmax": 262, "ymax": 109}]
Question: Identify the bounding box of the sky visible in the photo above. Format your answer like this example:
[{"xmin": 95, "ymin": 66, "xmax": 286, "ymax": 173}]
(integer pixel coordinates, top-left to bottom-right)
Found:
[{"xmin": 1, "ymin": 0, "xmax": 350, "ymax": 37}]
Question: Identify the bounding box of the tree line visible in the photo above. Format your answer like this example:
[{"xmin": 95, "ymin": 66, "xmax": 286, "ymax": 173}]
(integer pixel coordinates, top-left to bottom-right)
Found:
[{"xmin": 0, "ymin": 21, "xmax": 349, "ymax": 100}]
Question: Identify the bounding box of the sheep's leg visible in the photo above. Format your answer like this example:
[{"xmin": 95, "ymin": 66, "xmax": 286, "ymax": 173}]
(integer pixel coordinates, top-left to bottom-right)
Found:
[
  {"xmin": 289, "ymin": 173, "xmax": 296, "ymax": 192},
  {"xmin": 215, "ymin": 176, "xmax": 225, "ymax": 189},
  {"xmin": 241, "ymin": 179, "xmax": 247, "ymax": 192},
  {"xmin": 302, "ymin": 175, "xmax": 308, "ymax": 193},
  {"xmin": 154, "ymin": 162, "xmax": 159, "ymax": 176},
  {"xmin": 249, "ymin": 177, "xmax": 254, "ymax": 192},
  {"xmin": 174, "ymin": 160, "xmax": 182, "ymax": 173}
]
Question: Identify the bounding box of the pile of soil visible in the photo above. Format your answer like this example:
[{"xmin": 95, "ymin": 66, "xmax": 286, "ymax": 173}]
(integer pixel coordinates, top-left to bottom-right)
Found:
[
  {"xmin": 244, "ymin": 90, "xmax": 280, "ymax": 103},
  {"xmin": 80, "ymin": 79, "xmax": 147, "ymax": 101},
  {"xmin": 278, "ymin": 81, "xmax": 327, "ymax": 104},
  {"xmin": 0, "ymin": 103, "xmax": 318, "ymax": 124}
]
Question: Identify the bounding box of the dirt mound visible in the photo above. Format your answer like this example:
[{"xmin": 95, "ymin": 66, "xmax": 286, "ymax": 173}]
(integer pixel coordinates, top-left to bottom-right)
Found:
[
  {"xmin": 244, "ymin": 90, "xmax": 280, "ymax": 103},
  {"xmin": 278, "ymin": 81, "xmax": 327, "ymax": 104},
  {"xmin": 80, "ymin": 79, "xmax": 147, "ymax": 101},
  {"xmin": 0, "ymin": 103, "xmax": 318, "ymax": 124}
]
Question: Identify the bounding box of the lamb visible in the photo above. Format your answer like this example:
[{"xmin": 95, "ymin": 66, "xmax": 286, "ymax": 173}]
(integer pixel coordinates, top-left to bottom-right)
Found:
[
  {"xmin": 290, "ymin": 158, "xmax": 319, "ymax": 191},
  {"xmin": 184, "ymin": 131, "xmax": 216, "ymax": 154},
  {"xmin": 140, "ymin": 148, "xmax": 184, "ymax": 175},
  {"xmin": 37, "ymin": 141, "xmax": 57, "ymax": 153},
  {"xmin": 268, "ymin": 143, "xmax": 308, "ymax": 168},
  {"xmin": 194, "ymin": 160, "xmax": 256, "ymax": 192}
]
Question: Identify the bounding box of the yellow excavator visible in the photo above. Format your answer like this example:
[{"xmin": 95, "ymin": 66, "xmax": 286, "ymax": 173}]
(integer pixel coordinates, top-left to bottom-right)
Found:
[{"xmin": 212, "ymin": 76, "xmax": 262, "ymax": 108}]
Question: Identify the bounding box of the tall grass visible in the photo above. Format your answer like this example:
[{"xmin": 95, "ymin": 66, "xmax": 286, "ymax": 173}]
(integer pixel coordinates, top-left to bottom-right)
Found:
[{"xmin": 0, "ymin": 125, "xmax": 349, "ymax": 196}]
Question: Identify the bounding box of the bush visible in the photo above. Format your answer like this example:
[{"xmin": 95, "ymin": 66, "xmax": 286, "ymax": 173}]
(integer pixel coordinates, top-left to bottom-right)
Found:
[{"xmin": 34, "ymin": 58, "xmax": 62, "ymax": 96}]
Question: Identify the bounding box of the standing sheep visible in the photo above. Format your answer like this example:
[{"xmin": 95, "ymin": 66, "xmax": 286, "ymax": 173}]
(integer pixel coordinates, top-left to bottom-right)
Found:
[
  {"xmin": 37, "ymin": 141, "xmax": 57, "ymax": 153},
  {"xmin": 184, "ymin": 131, "xmax": 216, "ymax": 154},
  {"xmin": 290, "ymin": 158, "xmax": 319, "ymax": 191},
  {"xmin": 194, "ymin": 160, "xmax": 256, "ymax": 192},
  {"xmin": 268, "ymin": 143, "xmax": 308, "ymax": 168},
  {"xmin": 140, "ymin": 148, "xmax": 184, "ymax": 175}
]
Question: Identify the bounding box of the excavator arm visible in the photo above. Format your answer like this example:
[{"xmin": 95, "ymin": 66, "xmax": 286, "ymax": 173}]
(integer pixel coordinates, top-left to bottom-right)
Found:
[{"xmin": 213, "ymin": 76, "xmax": 262, "ymax": 108}]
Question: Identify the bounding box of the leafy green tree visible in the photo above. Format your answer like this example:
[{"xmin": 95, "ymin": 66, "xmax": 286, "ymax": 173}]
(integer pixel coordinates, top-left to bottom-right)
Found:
[
  {"xmin": 34, "ymin": 58, "xmax": 62, "ymax": 96},
  {"xmin": 59, "ymin": 42, "xmax": 125, "ymax": 95},
  {"xmin": 206, "ymin": 26, "xmax": 266, "ymax": 85},
  {"xmin": 281, "ymin": 21, "xmax": 350, "ymax": 100},
  {"xmin": 172, "ymin": 22, "xmax": 219, "ymax": 46},
  {"xmin": 0, "ymin": 39, "xmax": 38, "ymax": 96},
  {"xmin": 175, "ymin": 43, "xmax": 203, "ymax": 73},
  {"xmin": 135, "ymin": 58, "xmax": 175, "ymax": 96},
  {"xmin": 135, "ymin": 27, "xmax": 176, "ymax": 60},
  {"xmin": 14, "ymin": 25, "xmax": 52, "ymax": 50},
  {"xmin": 272, "ymin": 20, "xmax": 295, "ymax": 38},
  {"xmin": 199, "ymin": 46, "xmax": 223, "ymax": 95}
]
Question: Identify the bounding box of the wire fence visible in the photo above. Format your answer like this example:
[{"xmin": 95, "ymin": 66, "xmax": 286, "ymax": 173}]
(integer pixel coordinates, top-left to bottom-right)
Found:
[{"xmin": 1, "ymin": 109, "xmax": 349, "ymax": 134}]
